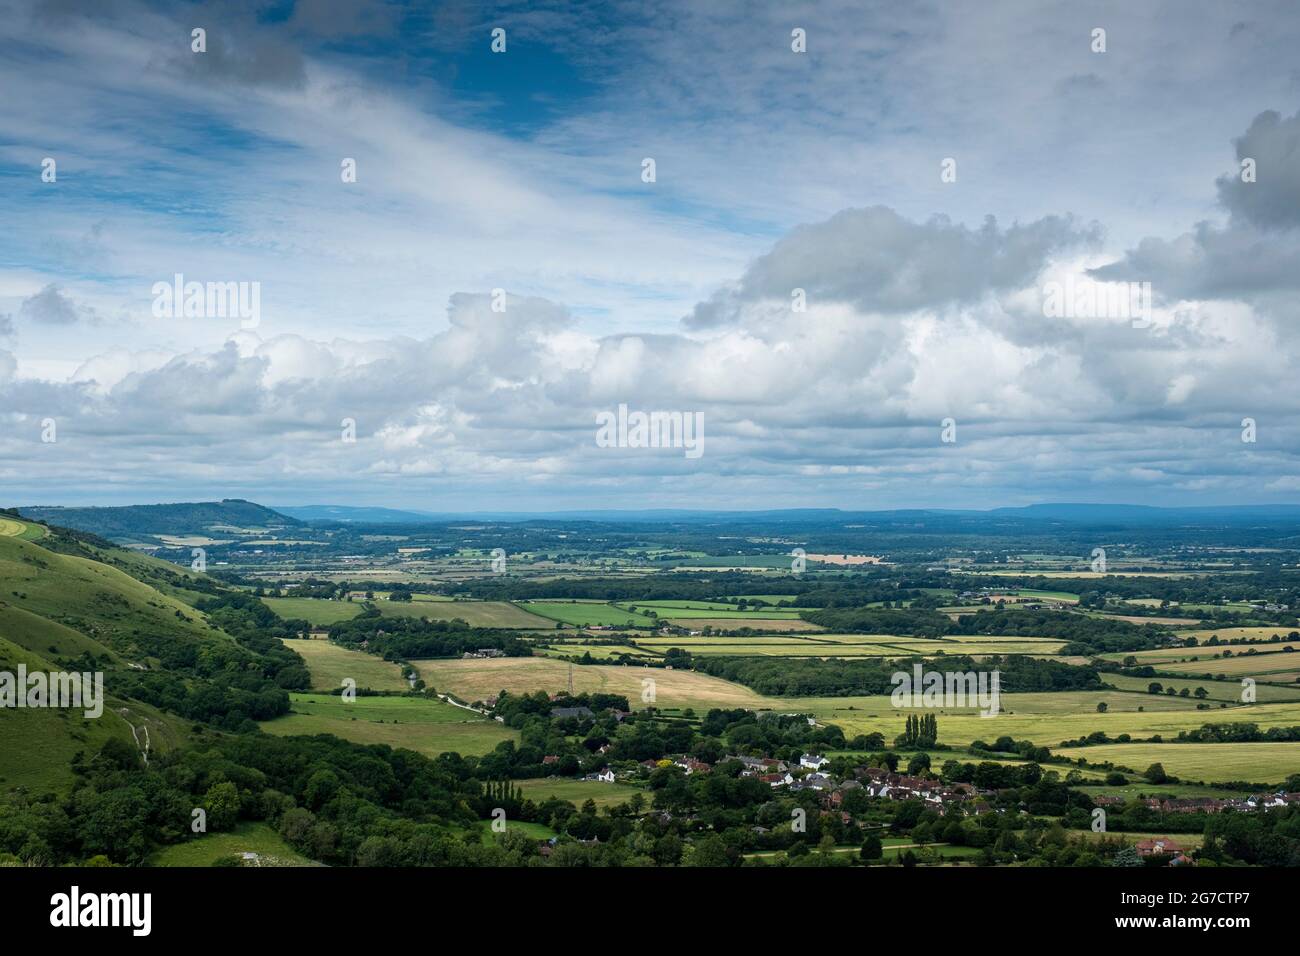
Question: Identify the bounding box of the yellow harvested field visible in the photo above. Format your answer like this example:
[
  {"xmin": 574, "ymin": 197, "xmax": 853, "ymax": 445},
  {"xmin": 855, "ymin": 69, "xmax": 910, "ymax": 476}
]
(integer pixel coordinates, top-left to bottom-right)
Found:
[{"xmin": 412, "ymin": 657, "xmax": 768, "ymax": 710}]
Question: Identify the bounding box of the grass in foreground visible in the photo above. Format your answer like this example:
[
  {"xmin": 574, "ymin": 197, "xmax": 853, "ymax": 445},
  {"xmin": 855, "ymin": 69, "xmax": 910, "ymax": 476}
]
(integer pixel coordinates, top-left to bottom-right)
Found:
[{"xmin": 148, "ymin": 822, "xmax": 318, "ymax": 867}]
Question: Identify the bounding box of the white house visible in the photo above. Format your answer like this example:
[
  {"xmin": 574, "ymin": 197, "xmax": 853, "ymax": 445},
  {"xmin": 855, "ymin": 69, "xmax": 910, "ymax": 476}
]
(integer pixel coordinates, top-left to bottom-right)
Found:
[{"xmin": 800, "ymin": 753, "xmax": 829, "ymax": 770}]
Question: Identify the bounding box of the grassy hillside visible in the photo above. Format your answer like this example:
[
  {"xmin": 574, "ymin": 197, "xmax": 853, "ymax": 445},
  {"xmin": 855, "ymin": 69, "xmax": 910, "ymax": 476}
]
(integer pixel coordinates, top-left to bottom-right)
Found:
[
  {"xmin": 0, "ymin": 517, "xmax": 232, "ymax": 794},
  {"xmin": 0, "ymin": 528, "xmax": 231, "ymax": 668},
  {"xmin": 0, "ymin": 636, "xmax": 190, "ymax": 793}
]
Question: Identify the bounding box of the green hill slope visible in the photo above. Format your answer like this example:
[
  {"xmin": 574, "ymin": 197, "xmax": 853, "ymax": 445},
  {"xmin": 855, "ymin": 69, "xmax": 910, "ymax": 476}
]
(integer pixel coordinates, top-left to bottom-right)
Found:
[
  {"xmin": 0, "ymin": 517, "xmax": 245, "ymax": 794},
  {"xmin": 0, "ymin": 527, "xmax": 229, "ymax": 668}
]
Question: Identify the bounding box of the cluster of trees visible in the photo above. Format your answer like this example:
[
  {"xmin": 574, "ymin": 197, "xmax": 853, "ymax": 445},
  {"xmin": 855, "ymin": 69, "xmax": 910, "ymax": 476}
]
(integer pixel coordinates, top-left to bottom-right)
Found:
[
  {"xmin": 0, "ymin": 731, "xmax": 484, "ymax": 866},
  {"xmin": 801, "ymin": 606, "xmax": 954, "ymax": 636},
  {"xmin": 897, "ymin": 713, "xmax": 939, "ymax": 748},
  {"xmin": 1176, "ymin": 722, "xmax": 1300, "ymax": 743},
  {"xmin": 328, "ymin": 615, "xmax": 531, "ymax": 659}
]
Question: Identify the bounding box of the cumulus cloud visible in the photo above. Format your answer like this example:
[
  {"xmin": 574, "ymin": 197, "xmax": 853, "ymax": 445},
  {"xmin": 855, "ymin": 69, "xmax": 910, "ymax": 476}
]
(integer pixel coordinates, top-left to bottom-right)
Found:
[
  {"xmin": 1215, "ymin": 109, "xmax": 1300, "ymax": 229},
  {"xmin": 1094, "ymin": 109, "xmax": 1300, "ymax": 306},
  {"xmin": 16, "ymin": 284, "xmax": 91, "ymax": 326},
  {"xmin": 1, "ymin": 190, "xmax": 1295, "ymax": 510},
  {"xmin": 685, "ymin": 208, "xmax": 1098, "ymax": 329}
]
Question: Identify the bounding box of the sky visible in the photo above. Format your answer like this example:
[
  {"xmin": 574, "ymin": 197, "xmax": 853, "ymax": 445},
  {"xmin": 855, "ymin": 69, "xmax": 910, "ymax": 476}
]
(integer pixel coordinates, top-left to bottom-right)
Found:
[{"xmin": 2, "ymin": 0, "xmax": 1300, "ymax": 511}]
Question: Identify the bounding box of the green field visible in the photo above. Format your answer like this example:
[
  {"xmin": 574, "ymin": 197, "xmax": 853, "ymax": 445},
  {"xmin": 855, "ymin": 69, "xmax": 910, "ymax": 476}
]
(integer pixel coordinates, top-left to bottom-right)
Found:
[
  {"xmin": 1063, "ymin": 742, "xmax": 1300, "ymax": 783},
  {"xmin": 515, "ymin": 778, "xmax": 642, "ymax": 809},
  {"xmin": 477, "ymin": 819, "xmax": 557, "ymax": 844},
  {"xmin": 261, "ymin": 596, "xmax": 363, "ymax": 626},
  {"xmin": 282, "ymin": 638, "xmax": 409, "ymax": 691},
  {"xmin": 379, "ymin": 600, "xmax": 553, "ymax": 628},
  {"xmin": 1101, "ymin": 641, "xmax": 1300, "ymax": 665},
  {"xmin": 1157, "ymin": 651, "xmax": 1300, "ymax": 678},
  {"xmin": 259, "ymin": 692, "xmax": 517, "ymax": 757},
  {"xmin": 1103, "ymin": 672, "xmax": 1300, "ymax": 703},
  {"xmin": 521, "ymin": 601, "xmax": 657, "ymax": 627},
  {"xmin": 148, "ymin": 822, "xmax": 317, "ymax": 867},
  {"xmin": 1075, "ymin": 782, "xmax": 1247, "ymax": 800},
  {"xmin": 1175, "ymin": 627, "xmax": 1300, "ymax": 643},
  {"xmin": 617, "ymin": 600, "xmax": 805, "ymax": 620}
]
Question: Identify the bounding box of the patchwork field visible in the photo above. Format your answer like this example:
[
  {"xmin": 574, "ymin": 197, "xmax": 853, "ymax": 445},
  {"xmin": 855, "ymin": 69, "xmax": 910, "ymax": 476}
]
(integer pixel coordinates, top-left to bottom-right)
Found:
[
  {"xmin": 607, "ymin": 632, "xmax": 1069, "ymax": 658},
  {"xmin": 282, "ymin": 638, "xmax": 409, "ymax": 691},
  {"xmin": 259, "ymin": 693, "xmax": 517, "ymax": 757},
  {"xmin": 413, "ymin": 657, "xmax": 769, "ymax": 710},
  {"xmin": 781, "ymin": 694, "xmax": 1300, "ymax": 753}
]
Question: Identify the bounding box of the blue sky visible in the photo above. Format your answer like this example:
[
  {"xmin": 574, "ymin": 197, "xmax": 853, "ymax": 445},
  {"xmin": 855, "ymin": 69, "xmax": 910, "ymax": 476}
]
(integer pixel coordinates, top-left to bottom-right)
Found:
[{"xmin": 2, "ymin": 0, "xmax": 1300, "ymax": 510}]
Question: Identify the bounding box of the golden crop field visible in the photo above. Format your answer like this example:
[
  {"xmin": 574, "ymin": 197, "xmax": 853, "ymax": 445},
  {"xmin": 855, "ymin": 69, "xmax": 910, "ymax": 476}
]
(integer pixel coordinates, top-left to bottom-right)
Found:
[{"xmin": 413, "ymin": 657, "xmax": 769, "ymax": 710}]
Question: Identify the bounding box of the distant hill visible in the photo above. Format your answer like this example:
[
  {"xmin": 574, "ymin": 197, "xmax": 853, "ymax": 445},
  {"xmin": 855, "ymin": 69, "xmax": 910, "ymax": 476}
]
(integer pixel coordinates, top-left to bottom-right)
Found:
[
  {"xmin": 271, "ymin": 503, "xmax": 1300, "ymax": 528},
  {"xmin": 986, "ymin": 503, "xmax": 1300, "ymax": 525},
  {"xmin": 18, "ymin": 499, "xmax": 301, "ymax": 540},
  {"xmin": 276, "ymin": 505, "xmax": 439, "ymax": 523}
]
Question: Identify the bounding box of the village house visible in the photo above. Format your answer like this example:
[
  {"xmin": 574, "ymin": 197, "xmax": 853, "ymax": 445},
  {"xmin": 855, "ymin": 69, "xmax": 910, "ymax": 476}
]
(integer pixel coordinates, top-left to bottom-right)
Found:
[
  {"xmin": 800, "ymin": 753, "xmax": 829, "ymax": 770},
  {"xmin": 1135, "ymin": 837, "xmax": 1195, "ymax": 865},
  {"xmin": 674, "ymin": 757, "xmax": 712, "ymax": 775},
  {"xmin": 550, "ymin": 705, "xmax": 595, "ymax": 720}
]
